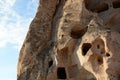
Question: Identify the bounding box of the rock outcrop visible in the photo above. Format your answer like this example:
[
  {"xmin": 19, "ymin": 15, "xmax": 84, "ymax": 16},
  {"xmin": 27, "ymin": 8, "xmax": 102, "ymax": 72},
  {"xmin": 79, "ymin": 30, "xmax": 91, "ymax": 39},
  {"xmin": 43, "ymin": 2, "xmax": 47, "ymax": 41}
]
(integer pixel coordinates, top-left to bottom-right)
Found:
[{"xmin": 17, "ymin": 0, "xmax": 120, "ymax": 80}]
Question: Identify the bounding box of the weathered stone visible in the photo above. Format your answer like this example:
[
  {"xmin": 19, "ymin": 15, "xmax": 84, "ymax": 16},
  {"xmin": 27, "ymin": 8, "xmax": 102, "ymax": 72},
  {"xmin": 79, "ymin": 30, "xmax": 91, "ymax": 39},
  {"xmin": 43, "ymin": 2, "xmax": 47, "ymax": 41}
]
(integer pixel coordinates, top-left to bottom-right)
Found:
[{"xmin": 17, "ymin": 0, "xmax": 120, "ymax": 80}]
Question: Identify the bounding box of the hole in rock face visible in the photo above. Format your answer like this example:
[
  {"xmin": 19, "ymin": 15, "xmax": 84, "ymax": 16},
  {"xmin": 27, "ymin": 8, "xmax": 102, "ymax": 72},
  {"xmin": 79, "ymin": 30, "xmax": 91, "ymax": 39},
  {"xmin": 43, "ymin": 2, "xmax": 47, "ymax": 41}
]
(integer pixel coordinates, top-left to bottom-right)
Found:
[
  {"xmin": 57, "ymin": 67, "xmax": 67, "ymax": 79},
  {"xmin": 71, "ymin": 27, "xmax": 88, "ymax": 39},
  {"xmin": 48, "ymin": 60, "xmax": 53, "ymax": 68},
  {"xmin": 84, "ymin": 0, "xmax": 109, "ymax": 13},
  {"xmin": 82, "ymin": 43, "xmax": 92, "ymax": 56},
  {"xmin": 106, "ymin": 53, "xmax": 110, "ymax": 57},
  {"xmin": 97, "ymin": 56, "xmax": 103, "ymax": 65},
  {"xmin": 61, "ymin": 34, "xmax": 64, "ymax": 38},
  {"xmin": 97, "ymin": 44, "xmax": 100, "ymax": 49},
  {"xmin": 95, "ymin": 3, "xmax": 109, "ymax": 13},
  {"xmin": 112, "ymin": 1, "xmax": 120, "ymax": 8}
]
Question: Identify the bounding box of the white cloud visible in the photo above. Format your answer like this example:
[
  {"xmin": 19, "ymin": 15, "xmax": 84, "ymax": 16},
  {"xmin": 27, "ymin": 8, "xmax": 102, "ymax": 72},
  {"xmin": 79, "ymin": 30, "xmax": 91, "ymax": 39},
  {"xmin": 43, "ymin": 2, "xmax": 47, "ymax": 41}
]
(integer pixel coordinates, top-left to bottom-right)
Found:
[
  {"xmin": 0, "ymin": 1, "xmax": 38, "ymax": 80},
  {"xmin": 0, "ymin": 0, "xmax": 34, "ymax": 50},
  {"xmin": 5, "ymin": 0, "xmax": 16, "ymax": 7}
]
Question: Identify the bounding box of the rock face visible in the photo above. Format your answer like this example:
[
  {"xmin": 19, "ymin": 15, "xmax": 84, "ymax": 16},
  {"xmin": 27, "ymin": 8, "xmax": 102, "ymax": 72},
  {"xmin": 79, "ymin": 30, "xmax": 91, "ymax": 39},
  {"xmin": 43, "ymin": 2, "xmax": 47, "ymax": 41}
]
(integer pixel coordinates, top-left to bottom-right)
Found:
[{"xmin": 17, "ymin": 0, "xmax": 120, "ymax": 80}]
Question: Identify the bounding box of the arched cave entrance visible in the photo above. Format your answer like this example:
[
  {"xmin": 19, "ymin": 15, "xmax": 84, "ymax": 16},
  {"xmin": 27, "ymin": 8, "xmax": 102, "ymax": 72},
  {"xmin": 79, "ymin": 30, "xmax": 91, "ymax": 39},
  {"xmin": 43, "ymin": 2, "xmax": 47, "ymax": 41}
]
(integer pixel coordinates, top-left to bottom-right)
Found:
[{"xmin": 57, "ymin": 67, "xmax": 67, "ymax": 79}]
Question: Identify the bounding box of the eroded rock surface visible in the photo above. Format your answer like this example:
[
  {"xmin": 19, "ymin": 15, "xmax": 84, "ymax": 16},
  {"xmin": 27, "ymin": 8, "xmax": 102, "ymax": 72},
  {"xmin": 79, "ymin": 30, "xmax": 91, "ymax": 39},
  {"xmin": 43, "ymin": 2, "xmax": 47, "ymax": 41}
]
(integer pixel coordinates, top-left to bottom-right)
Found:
[{"xmin": 17, "ymin": 0, "xmax": 120, "ymax": 80}]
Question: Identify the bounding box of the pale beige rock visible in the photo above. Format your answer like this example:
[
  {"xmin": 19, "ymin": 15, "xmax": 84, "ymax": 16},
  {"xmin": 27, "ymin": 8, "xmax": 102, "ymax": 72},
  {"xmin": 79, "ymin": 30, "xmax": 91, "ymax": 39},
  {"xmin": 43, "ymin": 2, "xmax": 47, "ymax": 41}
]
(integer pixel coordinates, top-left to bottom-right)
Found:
[
  {"xmin": 17, "ymin": 0, "xmax": 120, "ymax": 80},
  {"xmin": 75, "ymin": 0, "xmax": 120, "ymax": 80}
]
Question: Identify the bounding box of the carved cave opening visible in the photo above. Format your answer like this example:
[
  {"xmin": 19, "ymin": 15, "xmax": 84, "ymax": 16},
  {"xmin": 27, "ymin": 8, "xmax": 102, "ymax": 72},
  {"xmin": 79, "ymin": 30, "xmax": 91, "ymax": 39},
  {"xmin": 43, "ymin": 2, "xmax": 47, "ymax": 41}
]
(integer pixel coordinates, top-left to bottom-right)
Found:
[
  {"xmin": 82, "ymin": 43, "xmax": 92, "ymax": 56},
  {"xmin": 95, "ymin": 3, "xmax": 109, "ymax": 13},
  {"xmin": 106, "ymin": 53, "xmax": 110, "ymax": 57},
  {"xmin": 97, "ymin": 44, "xmax": 100, "ymax": 49},
  {"xmin": 70, "ymin": 27, "xmax": 88, "ymax": 39},
  {"xmin": 57, "ymin": 67, "xmax": 67, "ymax": 79},
  {"xmin": 112, "ymin": 1, "xmax": 120, "ymax": 9},
  {"xmin": 84, "ymin": 0, "xmax": 109, "ymax": 13},
  {"xmin": 48, "ymin": 60, "xmax": 53, "ymax": 68}
]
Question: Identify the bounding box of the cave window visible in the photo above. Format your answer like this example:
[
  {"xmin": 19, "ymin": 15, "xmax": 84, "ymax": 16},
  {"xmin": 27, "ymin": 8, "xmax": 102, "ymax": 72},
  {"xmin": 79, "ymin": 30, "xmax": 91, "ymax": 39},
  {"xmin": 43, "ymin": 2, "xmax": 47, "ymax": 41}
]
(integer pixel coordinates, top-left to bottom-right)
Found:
[
  {"xmin": 95, "ymin": 3, "xmax": 109, "ymax": 13},
  {"xmin": 48, "ymin": 60, "xmax": 53, "ymax": 68},
  {"xmin": 84, "ymin": 0, "xmax": 109, "ymax": 13},
  {"xmin": 82, "ymin": 43, "xmax": 92, "ymax": 56},
  {"xmin": 112, "ymin": 1, "xmax": 120, "ymax": 8},
  {"xmin": 106, "ymin": 53, "xmax": 110, "ymax": 57},
  {"xmin": 70, "ymin": 27, "xmax": 88, "ymax": 39},
  {"xmin": 57, "ymin": 67, "xmax": 67, "ymax": 79},
  {"xmin": 97, "ymin": 44, "xmax": 100, "ymax": 49}
]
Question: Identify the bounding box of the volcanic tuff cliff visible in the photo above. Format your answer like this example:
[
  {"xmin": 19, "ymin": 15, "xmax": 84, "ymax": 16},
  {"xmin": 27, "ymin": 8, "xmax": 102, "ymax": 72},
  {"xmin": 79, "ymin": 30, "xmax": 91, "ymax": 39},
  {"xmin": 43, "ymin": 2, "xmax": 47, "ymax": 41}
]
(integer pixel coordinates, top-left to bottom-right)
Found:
[{"xmin": 17, "ymin": 0, "xmax": 120, "ymax": 80}]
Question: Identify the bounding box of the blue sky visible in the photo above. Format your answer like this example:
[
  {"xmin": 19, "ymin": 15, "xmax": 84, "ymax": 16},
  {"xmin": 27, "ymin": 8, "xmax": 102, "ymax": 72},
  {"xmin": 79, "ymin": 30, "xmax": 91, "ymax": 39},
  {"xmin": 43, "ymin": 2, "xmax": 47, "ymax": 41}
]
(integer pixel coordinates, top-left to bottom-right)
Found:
[{"xmin": 0, "ymin": 0, "xmax": 38, "ymax": 80}]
